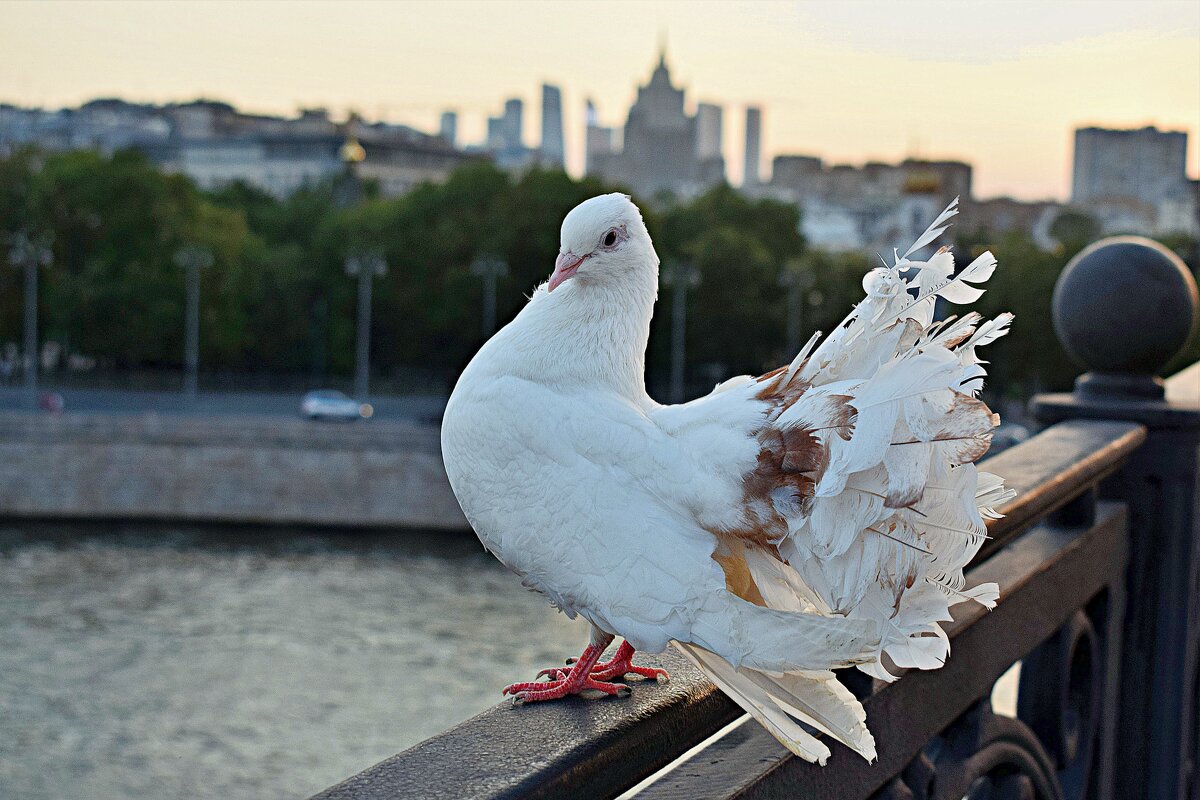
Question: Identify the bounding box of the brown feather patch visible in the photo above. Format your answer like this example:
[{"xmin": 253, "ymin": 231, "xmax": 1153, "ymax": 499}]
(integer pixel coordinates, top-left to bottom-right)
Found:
[
  {"xmin": 712, "ymin": 548, "xmax": 768, "ymax": 606},
  {"xmin": 726, "ymin": 364, "xmax": 834, "ymax": 548}
]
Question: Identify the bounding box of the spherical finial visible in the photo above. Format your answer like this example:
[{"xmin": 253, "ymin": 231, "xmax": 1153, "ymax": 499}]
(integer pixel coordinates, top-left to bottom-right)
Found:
[{"xmin": 1053, "ymin": 236, "xmax": 1198, "ymax": 398}]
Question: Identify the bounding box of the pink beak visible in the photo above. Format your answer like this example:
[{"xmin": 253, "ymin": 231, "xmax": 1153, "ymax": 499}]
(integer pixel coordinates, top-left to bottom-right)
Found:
[{"xmin": 548, "ymin": 252, "xmax": 585, "ymax": 293}]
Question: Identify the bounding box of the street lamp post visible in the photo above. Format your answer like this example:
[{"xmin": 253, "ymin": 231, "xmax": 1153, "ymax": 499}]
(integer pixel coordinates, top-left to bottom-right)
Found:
[
  {"xmin": 662, "ymin": 260, "xmax": 700, "ymax": 403},
  {"xmin": 174, "ymin": 245, "xmax": 214, "ymax": 402},
  {"xmin": 469, "ymin": 255, "xmax": 509, "ymax": 339},
  {"xmin": 335, "ymin": 134, "xmax": 366, "ymax": 208},
  {"xmin": 778, "ymin": 259, "xmax": 814, "ymax": 355},
  {"xmin": 344, "ymin": 252, "xmax": 388, "ymax": 400},
  {"xmin": 8, "ymin": 231, "xmax": 53, "ymax": 408},
  {"xmin": 335, "ymin": 128, "xmax": 384, "ymax": 401}
]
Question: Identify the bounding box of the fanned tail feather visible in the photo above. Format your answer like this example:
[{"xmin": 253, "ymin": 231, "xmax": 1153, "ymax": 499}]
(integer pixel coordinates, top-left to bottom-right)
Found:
[
  {"xmin": 675, "ymin": 642, "xmax": 876, "ymax": 765},
  {"xmin": 687, "ymin": 590, "xmax": 879, "ymax": 673},
  {"xmin": 685, "ymin": 200, "xmax": 1012, "ymax": 765},
  {"xmin": 750, "ymin": 200, "xmax": 1012, "ymax": 682}
]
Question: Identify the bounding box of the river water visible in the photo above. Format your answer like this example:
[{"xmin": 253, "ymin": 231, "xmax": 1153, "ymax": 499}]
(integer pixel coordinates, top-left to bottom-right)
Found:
[
  {"xmin": 0, "ymin": 526, "xmax": 583, "ymax": 800},
  {"xmin": 0, "ymin": 525, "xmax": 1022, "ymax": 800}
]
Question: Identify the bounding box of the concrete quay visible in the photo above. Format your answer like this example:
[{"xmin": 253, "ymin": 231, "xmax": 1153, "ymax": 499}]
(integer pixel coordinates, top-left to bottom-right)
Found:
[{"xmin": 0, "ymin": 412, "xmax": 468, "ymax": 530}]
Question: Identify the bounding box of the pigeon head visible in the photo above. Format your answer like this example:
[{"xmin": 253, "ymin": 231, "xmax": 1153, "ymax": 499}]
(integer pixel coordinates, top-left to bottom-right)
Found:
[{"xmin": 548, "ymin": 193, "xmax": 656, "ymax": 293}]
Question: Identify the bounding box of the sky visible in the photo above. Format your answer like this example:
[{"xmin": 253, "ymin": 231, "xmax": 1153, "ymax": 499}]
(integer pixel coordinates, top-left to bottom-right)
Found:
[{"xmin": 1, "ymin": 0, "xmax": 1196, "ymax": 200}]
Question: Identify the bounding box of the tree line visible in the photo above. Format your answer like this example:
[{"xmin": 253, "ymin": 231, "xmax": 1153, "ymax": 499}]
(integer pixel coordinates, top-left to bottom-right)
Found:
[{"xmin": 0, "ymin": 147, "xmax": 1195, "ymax": 400}]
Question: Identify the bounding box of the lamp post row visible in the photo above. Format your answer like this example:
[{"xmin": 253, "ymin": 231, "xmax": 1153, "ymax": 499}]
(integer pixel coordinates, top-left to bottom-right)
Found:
[
  {"xmin": 8, "ymin": 231, "xmax": 215, "ymax": 409},
  {"xmin": 8, "ymin": 232, "xmax": 813, "ymax": 411},
  {"xmin": 9, "ymin": 235, "xmax": 393, "ymax": 406},
  {"xmin": 662, "ymin": 259, "xmax": 818, "ymax": 405}
]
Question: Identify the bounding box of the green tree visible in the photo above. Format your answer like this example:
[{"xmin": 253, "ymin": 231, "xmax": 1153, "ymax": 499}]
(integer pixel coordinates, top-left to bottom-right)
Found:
[
  {"xmin": 4, "ymin": 145, "xmax": 1185, "ymax": 399},
  {"xmin": 31, "ymin": 149, "xmax": 201, "ymax": 367},
  {"xmin": 651, "ymin": 185, "xmax": 806, "ymax": 390},
  {"xmin": 1049, "ymin": 209, "xmax": 1100, "ymax": 257},
  {"xmin": 0, "ymin": 147, "xmax": 41, "ymax": 346},
  {"xmin": 951, "ymin": 229, "xmax": 1077, "ymax": 397}
]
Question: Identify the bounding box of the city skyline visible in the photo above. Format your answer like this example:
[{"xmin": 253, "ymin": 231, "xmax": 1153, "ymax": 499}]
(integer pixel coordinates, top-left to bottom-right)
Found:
[{"xmin": 1, "ymin": 0, "xmax": 1197, "ymax": 200}]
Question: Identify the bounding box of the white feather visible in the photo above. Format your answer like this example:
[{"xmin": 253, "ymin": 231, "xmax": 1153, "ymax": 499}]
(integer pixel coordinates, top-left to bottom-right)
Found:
[
  {"xmin": 442, "ymin": 193, "xmax": 1012, "ymax": 766},
  {"xmin": 902, "ymin": 197, "xmax": 959, "ymax": 260}
]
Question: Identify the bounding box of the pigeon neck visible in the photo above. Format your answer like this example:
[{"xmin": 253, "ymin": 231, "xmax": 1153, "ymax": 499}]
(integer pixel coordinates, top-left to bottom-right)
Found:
[{"xmin": 516, "ymin": 267, "xmax": 657, "ymax": 402}]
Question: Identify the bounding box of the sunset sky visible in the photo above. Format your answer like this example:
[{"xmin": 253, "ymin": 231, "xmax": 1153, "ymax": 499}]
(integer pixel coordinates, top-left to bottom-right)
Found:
[{"xmin": 1, "ymin": 0, "xmax": 1196, "ymax": 199}]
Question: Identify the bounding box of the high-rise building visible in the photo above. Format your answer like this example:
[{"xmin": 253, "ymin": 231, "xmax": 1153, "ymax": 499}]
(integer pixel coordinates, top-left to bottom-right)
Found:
[
  {"xmin": 695, "ymin": 103, "xmax": 722, "ymax": 161},
  {"xmin": 1071, "ymin": 126, "xmax": 1195, "ymax": 235},
  {"xmin": 486, "ymin": 98, "xmax": 531, "ymax": 170},
  {"xmin": 541, "ymin": 84, "xmax": 564, "ymax": 167},
  {"xmin": 506, "ymin": 98, "xmax": 525, "ymax": 148},
  {"xmin": 502, "ymin": 99, "xmax": 523, "ymax": 150},
  {"xmin": 487, "ymin": 98, "xmax": 523, "ymax": 152},
  {"xmin": 439, "ymin": 111, "xmax": 457, "ymax": 147},
  {"xmin": 743, "ymin": 106, "xmax": 762, "ymax": 187},
  {"xmin": 764, "ymin": 152, "xmax": 977, "ymax": 252},
  {"xmin": 1072, "ymin": 125, "xmax": 1189, "ymax": 206},
  {"xmin": 584, "ymin": 99, "xmax": 614, "ymax": 176}
]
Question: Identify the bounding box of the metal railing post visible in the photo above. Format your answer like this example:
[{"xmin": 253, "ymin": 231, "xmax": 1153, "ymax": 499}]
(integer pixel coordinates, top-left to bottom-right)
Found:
[{"xmin": 1030, "ymin": 236, "xmax": 1200, "ymax": 800}]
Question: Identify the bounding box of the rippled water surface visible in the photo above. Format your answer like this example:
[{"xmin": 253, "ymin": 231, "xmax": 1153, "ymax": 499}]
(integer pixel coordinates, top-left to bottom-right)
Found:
[{"xmin": 0, "ymin": 526, "xmax": 583, "ymax": 800}]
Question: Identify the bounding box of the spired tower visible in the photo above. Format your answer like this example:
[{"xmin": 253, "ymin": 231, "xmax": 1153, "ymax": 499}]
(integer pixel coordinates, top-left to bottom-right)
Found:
[{"xmin": 595, "ymin": 45, "xmax": 723, "ymax": 199}]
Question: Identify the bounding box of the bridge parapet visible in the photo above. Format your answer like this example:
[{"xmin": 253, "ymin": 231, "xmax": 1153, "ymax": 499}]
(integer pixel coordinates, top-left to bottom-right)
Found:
[
  {"xmin": 314, "ymin": 236, "xmax": 1199, "ymax": 800},
  {"xmin": 1030, "ymin": 235, "xmax": 1199, "ymax": 800}
]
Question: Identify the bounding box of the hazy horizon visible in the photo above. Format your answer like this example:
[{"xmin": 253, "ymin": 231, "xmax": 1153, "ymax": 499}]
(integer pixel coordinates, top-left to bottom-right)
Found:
[{"xmin": 2, "ymin": 0, "xmax": 1197, "ymax": 201}]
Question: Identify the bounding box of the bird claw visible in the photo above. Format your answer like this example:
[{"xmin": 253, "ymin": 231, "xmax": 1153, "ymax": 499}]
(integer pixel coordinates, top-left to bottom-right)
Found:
[
  {"xmin": 501, "ymin": 680, "xmax": 543, "ymax": 696},
  {"xmin": 504, "ymin": 674, "xmax": 631, "ymax": 703},
  {"xmin": 509, "ymin": 643, "xmax": 667, "ymax": 703},
  {"xmin": 590, "ymin": 657, "xmax": 671, "ymax": 684},
  {"xmin": 524, "ymin": 645, "xmax": 672, "ymax": 687}
]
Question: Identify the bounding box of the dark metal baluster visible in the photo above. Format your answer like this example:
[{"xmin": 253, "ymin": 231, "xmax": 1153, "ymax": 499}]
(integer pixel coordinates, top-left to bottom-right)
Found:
[
  {"xmin": 1031, "ymin": 236, "xmax": 1200, "ymax": 800},
  {"xmin": 871, "ymin": 701, "xmax": 1063, "ymax": 800},
  {"xmin": 1017, "ymin": 609, "xmax": 1104, "ymax": 799}
]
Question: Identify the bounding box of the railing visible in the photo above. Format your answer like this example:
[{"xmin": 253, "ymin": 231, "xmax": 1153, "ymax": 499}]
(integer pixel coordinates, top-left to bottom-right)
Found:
[{"xmin": 313, "ymin": 236, "xmax": 1200, "ymax": 800}]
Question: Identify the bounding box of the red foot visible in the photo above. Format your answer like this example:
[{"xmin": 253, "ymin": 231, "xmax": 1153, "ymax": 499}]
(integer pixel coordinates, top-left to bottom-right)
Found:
[
  {"xmin": 503, "ymin": 675, "xmax": 630, "ymax": 703},
  {"xmin": 502, "ymin": 642, "xmax": 631, "ymax": 704},
  {"xmin": 532, "ymin": 641, "xmax": 671, "ymax": 685}
]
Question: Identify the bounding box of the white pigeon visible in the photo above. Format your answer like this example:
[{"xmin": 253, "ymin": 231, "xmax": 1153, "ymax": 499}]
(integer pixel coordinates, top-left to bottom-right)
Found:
[{"xmin": 441, "ymin": 193, "xmax": 1014, "ymax": 765}]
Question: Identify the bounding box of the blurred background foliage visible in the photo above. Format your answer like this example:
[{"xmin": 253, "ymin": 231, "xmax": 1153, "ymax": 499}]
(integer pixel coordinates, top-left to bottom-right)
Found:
[{"xmin": 1, "ymin": 146, "xmax": 1196, "ymax": 401}]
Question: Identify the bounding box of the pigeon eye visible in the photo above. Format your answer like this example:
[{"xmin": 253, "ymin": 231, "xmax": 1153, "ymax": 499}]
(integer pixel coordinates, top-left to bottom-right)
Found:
[{"xmin": 601, "ymin": 229, "xmax": 618, "ymax": 248}]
